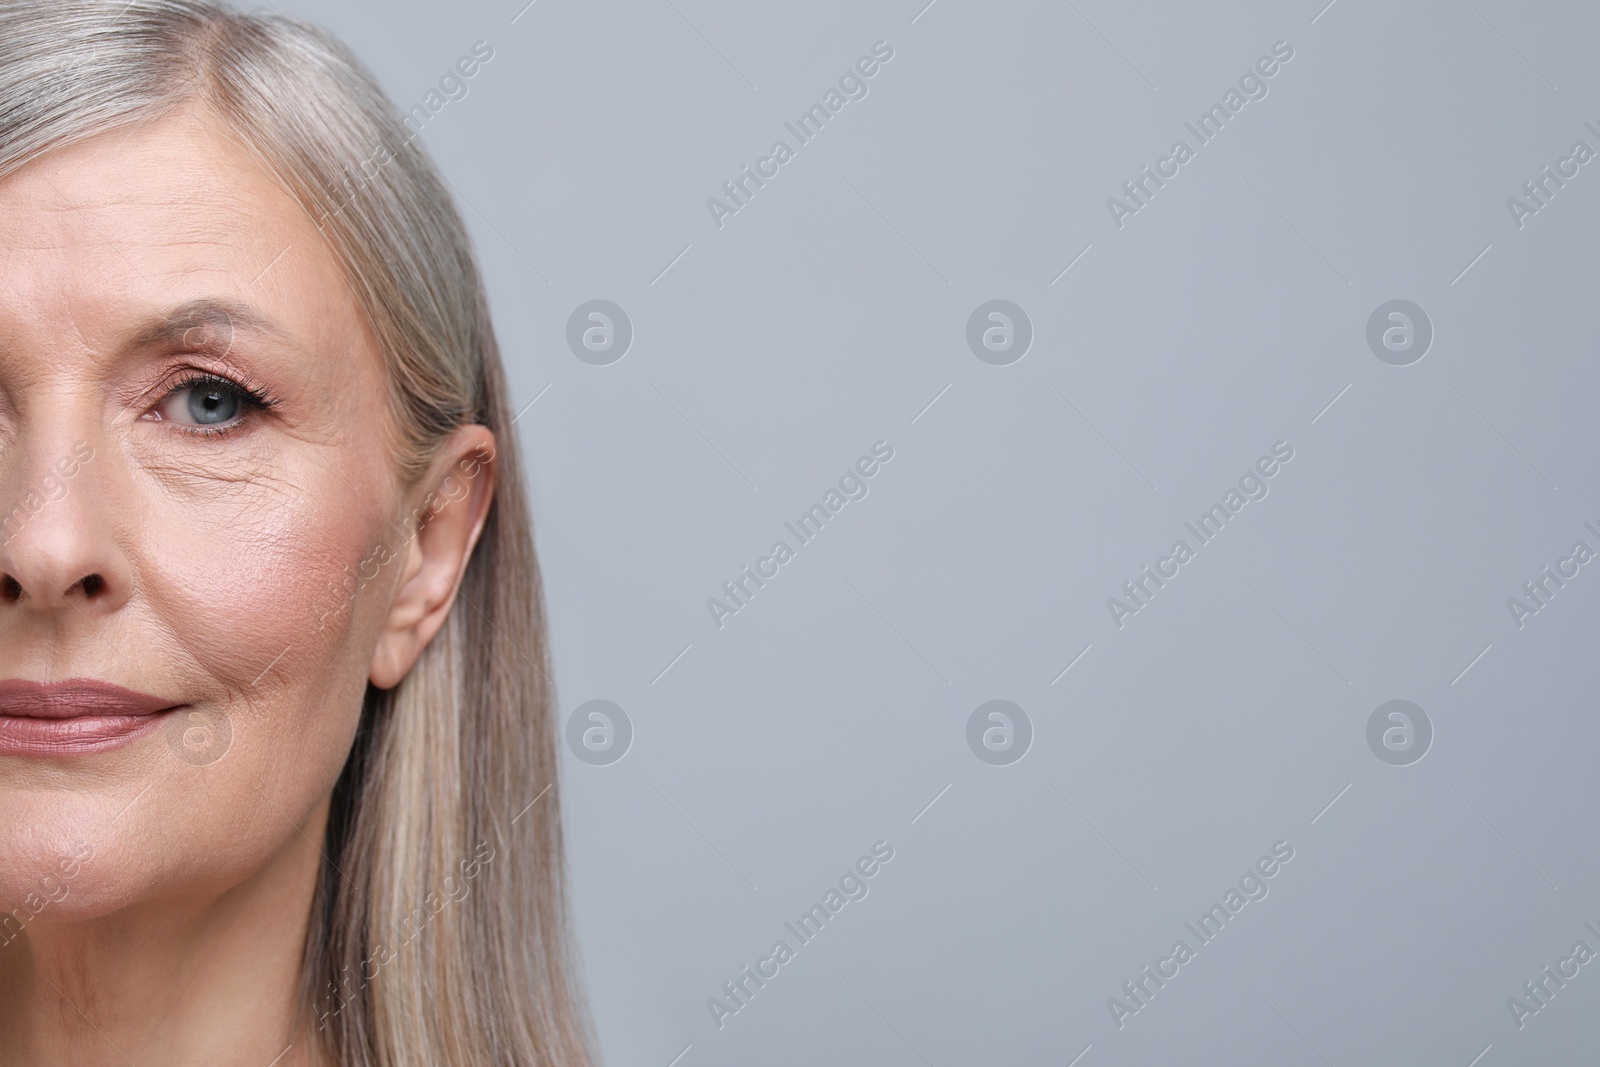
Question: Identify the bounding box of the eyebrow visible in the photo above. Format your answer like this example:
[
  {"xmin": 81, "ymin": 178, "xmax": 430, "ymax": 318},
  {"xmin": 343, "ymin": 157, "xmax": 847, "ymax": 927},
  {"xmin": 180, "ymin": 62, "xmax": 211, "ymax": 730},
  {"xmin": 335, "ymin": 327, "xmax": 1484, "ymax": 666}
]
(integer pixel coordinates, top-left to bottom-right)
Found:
[{"xmin": 124, "ymin": 297, "xmax": 294, "ymax": 352}]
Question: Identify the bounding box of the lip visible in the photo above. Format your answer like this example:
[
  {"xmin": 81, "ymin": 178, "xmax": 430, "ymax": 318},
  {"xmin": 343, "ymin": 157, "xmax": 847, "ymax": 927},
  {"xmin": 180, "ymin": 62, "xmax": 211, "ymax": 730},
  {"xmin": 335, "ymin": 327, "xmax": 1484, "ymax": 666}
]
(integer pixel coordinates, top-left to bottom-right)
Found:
[{"xmin": 0, "ymin": 679, "xmax": 180, "ymax": 756}]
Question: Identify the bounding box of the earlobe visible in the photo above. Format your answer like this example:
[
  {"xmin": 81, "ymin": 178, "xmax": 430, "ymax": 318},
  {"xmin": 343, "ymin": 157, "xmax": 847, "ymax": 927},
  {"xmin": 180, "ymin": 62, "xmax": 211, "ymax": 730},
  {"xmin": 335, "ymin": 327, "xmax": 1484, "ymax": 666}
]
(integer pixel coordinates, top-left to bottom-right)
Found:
[{"xmin": 369, "ymin": 425, "xmax": 496, "ymax": 689}]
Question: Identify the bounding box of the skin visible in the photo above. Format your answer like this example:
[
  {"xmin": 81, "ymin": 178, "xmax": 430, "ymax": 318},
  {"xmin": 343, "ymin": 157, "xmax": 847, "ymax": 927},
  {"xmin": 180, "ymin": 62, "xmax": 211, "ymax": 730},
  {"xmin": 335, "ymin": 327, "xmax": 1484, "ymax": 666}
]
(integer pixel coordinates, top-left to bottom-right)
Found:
[{"xmin": 0, "ymin": 106, "xmax": 495, "ymax": 1065}]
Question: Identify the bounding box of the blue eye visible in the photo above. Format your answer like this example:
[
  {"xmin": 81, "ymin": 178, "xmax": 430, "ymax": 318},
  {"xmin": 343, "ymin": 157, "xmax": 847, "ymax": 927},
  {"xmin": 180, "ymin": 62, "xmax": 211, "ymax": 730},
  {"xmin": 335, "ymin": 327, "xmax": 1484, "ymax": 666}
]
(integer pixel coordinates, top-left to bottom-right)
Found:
[
  {"xmin": 187, "ymin": 383, "xmax": 241, "ymax": 424},
  {"xmin": 155, "ymin": 375, "xmax": 270, "ymax": 432}
]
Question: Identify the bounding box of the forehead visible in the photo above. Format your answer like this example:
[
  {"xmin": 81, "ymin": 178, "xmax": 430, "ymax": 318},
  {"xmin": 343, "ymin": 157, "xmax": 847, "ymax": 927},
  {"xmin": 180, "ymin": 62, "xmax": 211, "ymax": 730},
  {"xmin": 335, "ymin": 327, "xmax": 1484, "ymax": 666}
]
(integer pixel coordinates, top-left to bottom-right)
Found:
[{"xmin": 0, "ymin": 107, "xmax": 367, "ymax": 362}]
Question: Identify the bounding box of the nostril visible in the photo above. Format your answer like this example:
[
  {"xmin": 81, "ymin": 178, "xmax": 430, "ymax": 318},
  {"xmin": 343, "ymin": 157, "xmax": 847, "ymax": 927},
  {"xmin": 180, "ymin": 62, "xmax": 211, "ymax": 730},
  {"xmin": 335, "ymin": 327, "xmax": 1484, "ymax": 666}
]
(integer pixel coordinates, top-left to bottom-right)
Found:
[{"xmin": 0, "ymin": 574, "xmax": 114, "ymax": 604}]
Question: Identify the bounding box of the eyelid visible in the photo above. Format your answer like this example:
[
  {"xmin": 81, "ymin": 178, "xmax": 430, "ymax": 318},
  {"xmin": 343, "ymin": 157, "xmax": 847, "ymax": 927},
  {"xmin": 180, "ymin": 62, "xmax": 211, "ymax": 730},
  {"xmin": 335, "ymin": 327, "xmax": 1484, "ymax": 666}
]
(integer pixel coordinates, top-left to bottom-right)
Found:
[{"xmin": 155, "ymin": 339, "xmax": 278, "ymax": 394}]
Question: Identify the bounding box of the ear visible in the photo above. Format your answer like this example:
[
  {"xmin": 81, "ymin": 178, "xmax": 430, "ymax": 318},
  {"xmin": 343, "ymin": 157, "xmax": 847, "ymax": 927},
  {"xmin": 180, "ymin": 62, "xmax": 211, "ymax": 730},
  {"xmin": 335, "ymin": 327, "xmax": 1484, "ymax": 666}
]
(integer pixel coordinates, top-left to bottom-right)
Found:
[{"xmin": 369, "ymin": 425, "xmax": 496, "ymax": 690}]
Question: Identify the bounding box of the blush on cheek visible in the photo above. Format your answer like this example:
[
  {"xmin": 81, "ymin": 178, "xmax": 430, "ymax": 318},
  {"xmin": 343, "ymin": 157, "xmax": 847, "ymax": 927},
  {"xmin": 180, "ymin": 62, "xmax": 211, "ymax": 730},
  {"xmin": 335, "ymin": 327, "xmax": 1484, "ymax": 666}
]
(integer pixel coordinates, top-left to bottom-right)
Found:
[{"xmin": 150, "ymin": 483, "xmax": 399, "ymax": 693}]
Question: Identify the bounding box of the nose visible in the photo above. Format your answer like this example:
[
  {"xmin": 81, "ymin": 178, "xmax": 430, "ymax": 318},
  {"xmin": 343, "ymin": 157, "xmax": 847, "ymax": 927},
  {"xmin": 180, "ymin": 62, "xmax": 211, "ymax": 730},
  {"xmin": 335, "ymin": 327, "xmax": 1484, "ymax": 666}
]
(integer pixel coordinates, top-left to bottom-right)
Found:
[{"xmin": 0, "ymin": 444, "xmax": 131, "ymax": 616}]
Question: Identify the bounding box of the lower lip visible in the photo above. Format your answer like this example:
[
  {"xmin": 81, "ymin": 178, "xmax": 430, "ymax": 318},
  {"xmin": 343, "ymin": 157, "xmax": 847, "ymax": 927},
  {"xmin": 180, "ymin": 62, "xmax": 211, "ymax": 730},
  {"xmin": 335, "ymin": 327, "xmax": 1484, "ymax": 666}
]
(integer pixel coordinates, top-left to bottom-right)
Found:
[{"xmin": 0, "ymin": 709, "xmax": 175, "ymax": 756}]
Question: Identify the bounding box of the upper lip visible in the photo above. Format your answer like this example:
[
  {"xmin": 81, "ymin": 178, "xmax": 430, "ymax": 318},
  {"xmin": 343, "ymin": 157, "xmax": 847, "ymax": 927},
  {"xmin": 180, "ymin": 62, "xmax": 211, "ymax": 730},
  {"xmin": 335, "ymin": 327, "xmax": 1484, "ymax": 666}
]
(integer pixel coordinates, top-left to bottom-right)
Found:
[{"xmin": 0, "ymin": 679, "xmax": 177, "ymax": 719}]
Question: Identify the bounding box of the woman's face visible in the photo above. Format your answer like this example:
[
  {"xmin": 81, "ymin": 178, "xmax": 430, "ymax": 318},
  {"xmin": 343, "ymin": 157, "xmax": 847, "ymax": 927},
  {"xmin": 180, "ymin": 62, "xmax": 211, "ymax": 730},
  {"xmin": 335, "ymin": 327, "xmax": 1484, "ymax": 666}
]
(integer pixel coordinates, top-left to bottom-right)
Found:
[{"xmin": 0, "ymin": 109, "xmax": 438, "ymax": 919}]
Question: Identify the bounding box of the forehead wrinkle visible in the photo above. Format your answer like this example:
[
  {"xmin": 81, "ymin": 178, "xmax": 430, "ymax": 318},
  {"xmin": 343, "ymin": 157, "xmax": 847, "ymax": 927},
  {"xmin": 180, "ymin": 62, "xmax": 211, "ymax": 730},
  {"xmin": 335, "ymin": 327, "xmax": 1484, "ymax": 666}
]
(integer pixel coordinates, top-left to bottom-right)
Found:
[
  {"xmin": 25, "ymin": 174, "xmax": 263, "ymax": 263},
  {"xmin": 43, "ymin": 207, "xmax": 266, "ymax": 265}
]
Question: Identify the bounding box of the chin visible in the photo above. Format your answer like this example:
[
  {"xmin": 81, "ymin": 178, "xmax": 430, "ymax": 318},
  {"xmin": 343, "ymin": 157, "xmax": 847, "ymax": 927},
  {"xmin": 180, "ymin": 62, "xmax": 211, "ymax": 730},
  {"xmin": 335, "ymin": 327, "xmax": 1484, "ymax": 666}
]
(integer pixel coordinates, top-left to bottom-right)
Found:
[{"xmin": 0, "ymin": 808, "xmax": 110, "ymax": 930}]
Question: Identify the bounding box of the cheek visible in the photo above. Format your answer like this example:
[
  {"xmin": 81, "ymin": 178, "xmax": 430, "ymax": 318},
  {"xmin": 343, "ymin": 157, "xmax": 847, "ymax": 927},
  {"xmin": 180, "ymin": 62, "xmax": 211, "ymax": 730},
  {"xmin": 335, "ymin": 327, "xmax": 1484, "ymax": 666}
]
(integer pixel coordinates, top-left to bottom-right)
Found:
[
  {"xmin": 143, "ymin": 462, "xmax": 399, "ymax": 689},
  {"xmin": 146, "ymin": 465, "xmax": 399, "ymax": 799},
  {"xmin": 17, "ymin": 464, "xmax": 403, "ymax": 915}
]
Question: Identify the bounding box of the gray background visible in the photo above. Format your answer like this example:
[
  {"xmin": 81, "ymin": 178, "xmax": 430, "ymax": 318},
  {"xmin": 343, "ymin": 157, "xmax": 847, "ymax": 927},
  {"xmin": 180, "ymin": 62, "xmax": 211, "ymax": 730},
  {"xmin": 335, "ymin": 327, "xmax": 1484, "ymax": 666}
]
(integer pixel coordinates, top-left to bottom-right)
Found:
[{"xmin": 284, "ymin": 0, "xmax": 1600, "ymax": 1063}]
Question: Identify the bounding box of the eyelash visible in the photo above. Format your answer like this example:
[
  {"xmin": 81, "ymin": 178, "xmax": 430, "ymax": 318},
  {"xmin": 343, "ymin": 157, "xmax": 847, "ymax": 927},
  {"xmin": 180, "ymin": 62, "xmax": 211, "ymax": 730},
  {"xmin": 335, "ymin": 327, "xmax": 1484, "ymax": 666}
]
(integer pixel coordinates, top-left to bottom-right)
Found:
[{"xmin": 155, "ymin": 372, "xmax": 282, "ymax": 437}]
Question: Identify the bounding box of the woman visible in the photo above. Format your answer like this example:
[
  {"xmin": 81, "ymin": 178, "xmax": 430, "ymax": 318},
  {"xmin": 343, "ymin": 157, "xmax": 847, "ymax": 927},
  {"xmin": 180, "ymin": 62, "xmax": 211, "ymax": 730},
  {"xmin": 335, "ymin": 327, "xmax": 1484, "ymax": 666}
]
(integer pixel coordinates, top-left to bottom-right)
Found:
[{"xmin": 0, "ymin": 1, "xmax": 595, "ymax": 1063}]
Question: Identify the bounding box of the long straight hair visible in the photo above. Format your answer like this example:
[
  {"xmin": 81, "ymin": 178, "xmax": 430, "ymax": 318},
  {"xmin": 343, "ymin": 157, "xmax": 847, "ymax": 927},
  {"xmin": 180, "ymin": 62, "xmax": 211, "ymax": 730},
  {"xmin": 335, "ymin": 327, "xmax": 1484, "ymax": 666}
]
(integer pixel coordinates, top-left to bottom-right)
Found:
[{"xmin": 0, "ymin": 2, "xmax": 594, "ymax": 1064}]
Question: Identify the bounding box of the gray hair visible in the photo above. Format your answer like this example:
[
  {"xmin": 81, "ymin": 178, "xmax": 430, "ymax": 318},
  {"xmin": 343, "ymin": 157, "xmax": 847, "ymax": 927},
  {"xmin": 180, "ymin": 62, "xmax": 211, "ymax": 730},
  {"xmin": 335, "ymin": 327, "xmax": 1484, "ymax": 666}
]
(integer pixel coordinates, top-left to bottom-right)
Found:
[{"xmin": 0, "ymin": 2, "xmax": 594, "ymax": 1063}]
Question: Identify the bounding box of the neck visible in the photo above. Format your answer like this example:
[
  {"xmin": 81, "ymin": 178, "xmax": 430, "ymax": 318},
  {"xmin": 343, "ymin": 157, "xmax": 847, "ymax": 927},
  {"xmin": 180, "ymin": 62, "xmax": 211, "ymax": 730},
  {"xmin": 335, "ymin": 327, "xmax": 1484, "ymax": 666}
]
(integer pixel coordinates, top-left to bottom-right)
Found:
[{"xmin": 0, "ymin": 796, "xmax": 332, "ymax": 1067}]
